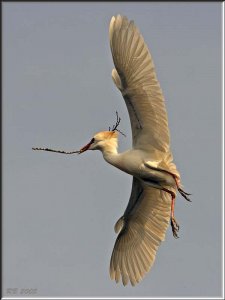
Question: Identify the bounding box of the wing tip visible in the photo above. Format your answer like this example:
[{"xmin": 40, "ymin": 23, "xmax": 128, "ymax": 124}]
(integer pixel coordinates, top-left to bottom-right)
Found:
[
  {"xmin": 109, "ymin": 14, "xmax": 131, "ymax": 30},
  {"xmin": 110, "ymin": 15, "xmax": 116, "ymax": 24}
]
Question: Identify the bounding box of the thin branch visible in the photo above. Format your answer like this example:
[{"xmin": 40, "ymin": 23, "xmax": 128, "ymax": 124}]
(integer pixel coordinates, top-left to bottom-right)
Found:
[
  {"xmin": 111, "ymin": 111, "xmax": 121, "ymax": 131},
  {"xmin": 109, "ymin": 111, "xmax": 126, "ymax": 137},
  {"xmin": 32, "ymin": 147, "xmax": 80, "ymax": 154},
  {"xmin": 115, "ymin": 129, "xmax": 126, "ymax": 137}
]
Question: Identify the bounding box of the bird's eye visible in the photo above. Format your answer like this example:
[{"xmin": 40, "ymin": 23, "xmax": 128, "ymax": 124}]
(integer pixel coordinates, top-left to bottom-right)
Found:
[{"xmin": 91, "ymin": 138, "xmax": 95, "ymax": 143}]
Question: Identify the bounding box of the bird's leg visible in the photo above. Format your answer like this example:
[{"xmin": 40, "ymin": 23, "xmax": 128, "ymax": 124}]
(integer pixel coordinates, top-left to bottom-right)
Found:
[
  {"xmin": 144, "ymin": 164, "xmax": 191, "ymax": 201},
  {"xmin": 162, "ymin": 188, "xmax": 179, "ymax": 239},
  {"xmin": 159, "ymin": 167, "xmax": 192, "ymax": 201},
  {"xmin": 164, "ymin": 171, "xmax": 191, "ymax": 201}
]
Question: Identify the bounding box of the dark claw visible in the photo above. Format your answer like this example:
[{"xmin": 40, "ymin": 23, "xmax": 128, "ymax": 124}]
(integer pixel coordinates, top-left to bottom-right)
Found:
[
  {"xmin": 178, "ymin": 188, "xmax": 192, "ymax": 202},
  {"xmin": 171, "ymin": 217, "xmax": 180, "ymax": 239},
  {"xmin": 172, "ymin": 228, "xmax": 179, "ymax": 239},
  {"xmin": 182, "ymin": 191, "xmax": 192, "ymax": 196},
  {"xmin": 178, "ymin": 187, "xmax": 192, "ymax": 195},
  {"xmin": 173, "ymin": 233, "xmax": 179, "ymax": 239}
]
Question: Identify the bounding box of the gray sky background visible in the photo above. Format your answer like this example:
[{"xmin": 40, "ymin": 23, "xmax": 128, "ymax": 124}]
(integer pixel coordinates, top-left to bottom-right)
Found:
[{"xmin": 3, "ymin": 2, "xmax": 222, "ymax": 298}]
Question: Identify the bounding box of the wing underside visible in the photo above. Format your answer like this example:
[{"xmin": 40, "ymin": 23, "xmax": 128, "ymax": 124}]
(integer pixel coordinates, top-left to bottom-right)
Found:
[{"xmin": 110, "ymin": 178, "xmax": 171, "ymax": 286}]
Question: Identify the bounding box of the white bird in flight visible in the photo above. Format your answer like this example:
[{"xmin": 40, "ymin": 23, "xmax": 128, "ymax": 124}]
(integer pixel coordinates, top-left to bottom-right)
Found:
[{"xmin": 33, "ymin": 14, "xmax": 191, "ymax": 286}]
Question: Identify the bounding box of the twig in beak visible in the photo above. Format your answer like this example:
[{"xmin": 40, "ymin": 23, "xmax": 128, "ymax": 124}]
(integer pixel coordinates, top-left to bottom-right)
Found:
[{"xmin": 32, "ymin": 147, "xmax": 80, "ymax": 154}]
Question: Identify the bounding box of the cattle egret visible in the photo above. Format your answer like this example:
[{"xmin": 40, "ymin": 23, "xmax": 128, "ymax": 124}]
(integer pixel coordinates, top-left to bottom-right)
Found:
[{"xmin": 33, "ymin": 15, "xmax": 191, "ymax": 286}]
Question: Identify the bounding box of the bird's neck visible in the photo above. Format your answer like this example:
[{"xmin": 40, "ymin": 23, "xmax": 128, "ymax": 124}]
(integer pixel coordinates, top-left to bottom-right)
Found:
[{"xmin": 101, "ymin": 140, "xmax": 119, "ymax": 167}]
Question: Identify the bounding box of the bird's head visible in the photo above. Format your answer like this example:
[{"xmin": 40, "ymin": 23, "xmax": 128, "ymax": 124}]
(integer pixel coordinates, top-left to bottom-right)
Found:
[
  {"xmin": 79, "ymin": 112, "xmax": 125, "ymax": 154},
  {"xmin": 79, "ymin": 131, "xmax": 119, "ymax": 154}
]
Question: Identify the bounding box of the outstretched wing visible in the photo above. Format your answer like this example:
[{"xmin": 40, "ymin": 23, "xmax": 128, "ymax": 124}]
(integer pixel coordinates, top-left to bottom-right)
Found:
[
  {"xmin": 110, "ymin": 177, "xmax": 171, "ymax": 286},
  {"xmin": 109, "ymin": 15, "xmax": 170, "ymax": 153}
]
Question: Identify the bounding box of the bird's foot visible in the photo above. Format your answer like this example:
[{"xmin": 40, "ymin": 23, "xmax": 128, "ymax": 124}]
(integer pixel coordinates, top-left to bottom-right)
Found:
[
  {"xmin": 171, "ymin": 217, "xmax": 180, "ymax": 239},
  {"xmin": 178, "ymin": 187, "xmax": 192, "ymax": 202}
]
